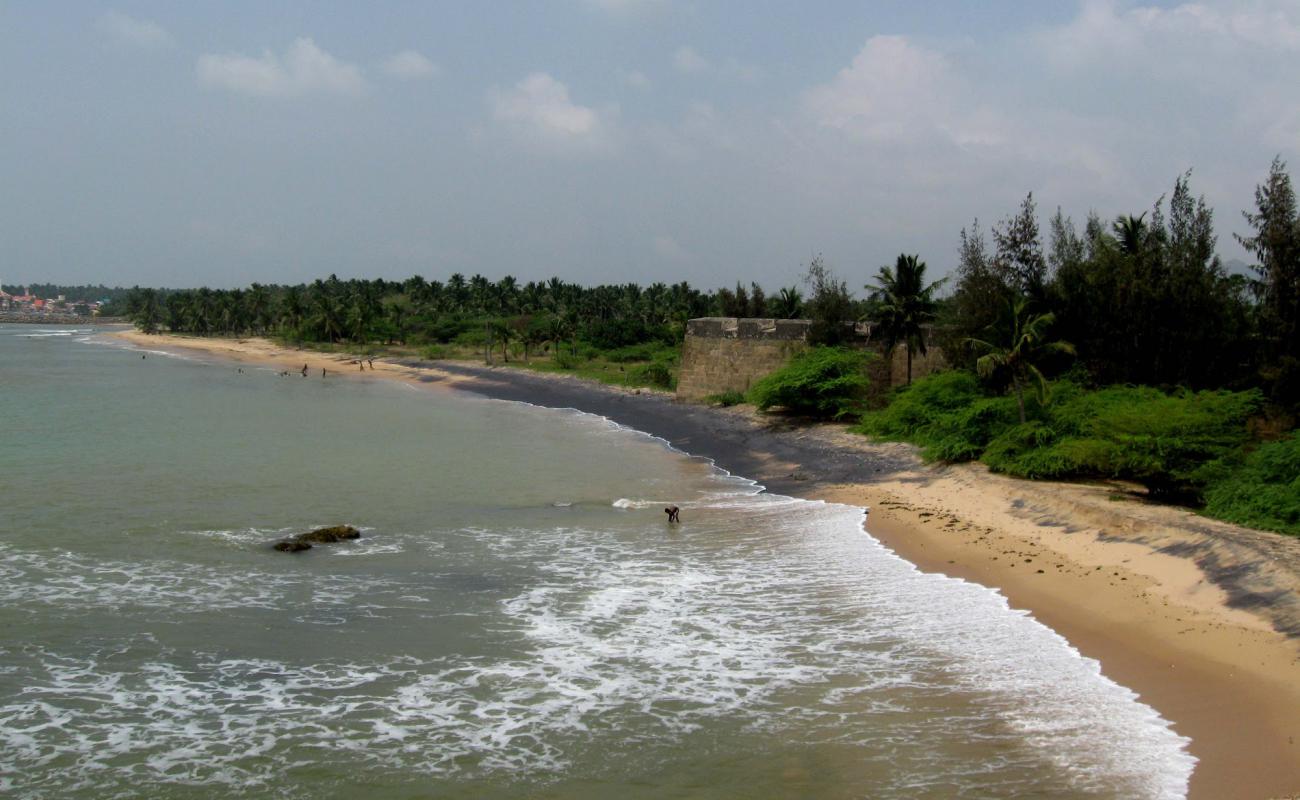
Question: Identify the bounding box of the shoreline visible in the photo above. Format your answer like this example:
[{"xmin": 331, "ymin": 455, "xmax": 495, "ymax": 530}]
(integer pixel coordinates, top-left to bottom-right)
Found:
[{"xmin": 110, "ymin": 330, "xmax": 1300, "ymax": 799}]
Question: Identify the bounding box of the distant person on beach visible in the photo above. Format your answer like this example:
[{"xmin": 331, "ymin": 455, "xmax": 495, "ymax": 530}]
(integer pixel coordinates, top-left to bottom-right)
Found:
[
  {"xmin": 665, "ymin": 506, "xmax": 680, "ymax": 523},
  {"xmin": 301, "ymin": 364, "xmax": 308, "ymax": 376},
  {"xmin": 322, "ymin": 368, "xmax": 326, "ymax": 377}
]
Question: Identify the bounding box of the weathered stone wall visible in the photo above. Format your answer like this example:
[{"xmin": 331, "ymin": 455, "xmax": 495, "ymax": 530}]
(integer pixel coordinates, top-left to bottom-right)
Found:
[
  {"xmin": 676, "ymin": 318, "xmax": 810, "ymax": 401},
  {"xmin": 676, "ymin": 317, "xmax": 948, "ymax": 404}
]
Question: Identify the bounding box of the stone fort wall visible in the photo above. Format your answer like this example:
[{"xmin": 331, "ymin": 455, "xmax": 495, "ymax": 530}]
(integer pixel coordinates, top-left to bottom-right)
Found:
[
  {"xmin": 676, "ymin": 317, "xmax": 947, "ymax": 404},
  {"xmin": 676, "ymin": 318, "xmax": 811, "ymax": 402}
]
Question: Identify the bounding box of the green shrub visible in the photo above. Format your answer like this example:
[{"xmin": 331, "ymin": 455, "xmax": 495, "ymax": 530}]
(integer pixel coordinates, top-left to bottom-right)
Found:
[
  {"xmin": 983, "ymin": 422, "xmax": 1113, "ymax": 479},
  {"xmin": 973, "ymin": 385, "xmax": 1262, "ymax": 500},
  {"xmin": 453, "ymin": 327, "xmax": 486, "ymax": 347},
  {"xmin": 859, "ymin": 371, "xmax": 1267, "ymax": 503},
  {"xmin": 917, "ymin": 396, "xmax": 1022, "ymax": 461},
  {"xmin": 1064, "ymin": 387, "xmax": 1262, "ymax": 500},
  {"xmin": 1202, "ymin": 434, "xmax": 1300, "ymax": 535},
  {"xmin": 703, "ymin": 390, "xmax": 747, "ymax": 407},
  {"xmin": 425, "ymin": 317, "xmax": 471, "ymax": 343},
  {"xmin": 857, "ymin": 371, "xmax": 1019, "ymax": 461},
  {"xmin": 603, "ymin": 343, "xmax": 663, "ymax": 363},
  {"xmin": 553, "ymin": 350, "xmax": 578, "ymax": 369},
  {"xmin": 628, "ymin": 358, "xmax": 676, "ymax": 389},
  {"xmin": 422, "ymin": 344, "xmax": 448, "ymax": 360},
  {"xmin": 858, "ymin": 371, "xmax": 984, "ymax": 439},
  {"xmin": 748, "ymin": 347, "xmax": 872, "ymax": 420}
]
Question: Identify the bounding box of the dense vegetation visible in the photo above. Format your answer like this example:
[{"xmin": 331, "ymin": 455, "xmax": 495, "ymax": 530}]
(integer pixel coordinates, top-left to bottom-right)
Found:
[
  {"xmin": 117, "ymin": 275, "xmax": 813, "ymax": 392},
  {"xmin": 850, "ymin": 160, "xmax": 1300, "ymax": 534},
  {"xmin": 748, "ymin": 347, "xmax": 873, "ymax": 420}
]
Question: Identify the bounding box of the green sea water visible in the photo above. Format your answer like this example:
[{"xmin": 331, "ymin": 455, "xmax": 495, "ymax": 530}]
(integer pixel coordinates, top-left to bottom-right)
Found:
[{"xmin": 0, "ymin": 325, "xmax": 1194, "ymax": 798}]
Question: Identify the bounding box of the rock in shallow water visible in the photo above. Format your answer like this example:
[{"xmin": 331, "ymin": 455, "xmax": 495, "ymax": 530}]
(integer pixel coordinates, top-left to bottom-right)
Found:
[
  {"xmin": 272, "ymin": 525, "xmax": 362, "ymax": 552},
  {"xmin": 273, "ymin": 539, "xmax": 313, "ymax": 552},
  {"xmin": 297, "ymin": 525, "xmax": 362, "ymax": 544}
]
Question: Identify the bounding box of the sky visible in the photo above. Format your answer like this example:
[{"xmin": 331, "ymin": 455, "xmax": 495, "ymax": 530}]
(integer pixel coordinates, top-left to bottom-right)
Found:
[{"xmin": 4, "ymin": 1, "xmax": 1299, "ymax": 291}]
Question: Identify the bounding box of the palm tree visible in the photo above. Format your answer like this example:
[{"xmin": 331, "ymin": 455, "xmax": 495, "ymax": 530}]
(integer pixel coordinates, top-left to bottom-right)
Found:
[
  {"xmin": 966, "ymin": 296, "xmax": 1075, "ymax": 423},
  {"xmin": 312, "ymin": 289, "xmax": 344, "ymax": 343},
  {"xmin": 279, "ymin": 286, "xmax": 305, "ymax": 338},
  {"xmin": 346, "ymin": 291, "xmax": 375, "ymax": 345},
  {"xmin": 866, "ymin": 254, "xmax": 947, "ymax": 384},
  {"xmin": 546, "ymin": 314, "xmax": 573, "ymax": 357},
  {"xmin": 773, "ymin": 286, "xmax": 804, "ymax": 319},
  {"xmin": 247, "ymin": 283, "xmax": 271, "ymax": 334},
  {"xmin": 1113, "ymin": 213, "xmax": 1148, "ymax": 256},
  {"xmin": 491, "ymin": 319, "xmax": 515, "ymax": 362}
]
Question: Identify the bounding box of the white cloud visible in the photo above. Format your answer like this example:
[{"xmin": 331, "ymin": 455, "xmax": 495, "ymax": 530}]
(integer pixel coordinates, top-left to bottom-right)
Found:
[
  {"xmin": 382, "ymin": 50, "xmax": 438, "ymax": 79},
  {"xmin": 101, "ymin": 11, "xmax": 172, "ymax": 48},
  {"xmin": 1042, "ymin": 0, "xmax": 1300, "ymax": 65},
  {"xmin": 1032, "ymin": 1, "xmax": 1300, "ymax": 165},
  {"xmin": 805, "ymin": 35, "xmax": 1004, "ymax": 147},
  {"xmin": 672, "ymin": 46, "xmax": 710, "ymax": 74},
  {"xmin": 197, "ymin": 38, "xmax": 365, "ymax": 97},
  {"xmin": 490, "ymin": 72, "xmax": 613, "ymax": 151}
]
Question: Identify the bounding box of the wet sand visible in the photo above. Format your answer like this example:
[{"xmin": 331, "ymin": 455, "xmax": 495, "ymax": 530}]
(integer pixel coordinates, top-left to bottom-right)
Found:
[{"xmin": 113, "ymin": 330, "xmax": 1300, "ymax": 799}]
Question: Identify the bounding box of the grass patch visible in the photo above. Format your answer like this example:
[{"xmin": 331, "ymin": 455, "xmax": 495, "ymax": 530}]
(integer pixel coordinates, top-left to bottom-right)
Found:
[
  {"xmin": 501, "ymin": 346, "xmax": 681, "ymax": 392},
  {"xmin": 703, "ymin": 390, "xmax": 747, "ymax": 407}
]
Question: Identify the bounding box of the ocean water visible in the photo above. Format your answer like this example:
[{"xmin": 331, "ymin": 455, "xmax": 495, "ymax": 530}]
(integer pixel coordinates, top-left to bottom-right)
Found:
[{"xmin": 0, "ymin": 324, "xmax": 1194, "ymax": 799}]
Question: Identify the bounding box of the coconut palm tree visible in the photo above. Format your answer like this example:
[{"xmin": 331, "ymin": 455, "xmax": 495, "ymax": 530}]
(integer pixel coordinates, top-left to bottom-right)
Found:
[
  {"xmin": 547, "ymin": 314, "xmax": 573, "ymax": 357},
  {"xmin": 279, "ymin": 286, "xmax": 305, "ymax": 337},
  {"xmin": 866, "ymin": 254, "xmax": 947, "ymax": 384},
  {"xmin": 1113, "ymin": 213, "xmax": 1148, "ymax": 256},
  {"xmin": 312, "ymin": 289, "xmax": 344, "ymax": 343},
  {"xmin": 966, "ymin": 296, "xmax": 1075, "ymax": 423},
  {"xmin": 772, "ymin": 286, "xmax": 804, "ymax": 319}
]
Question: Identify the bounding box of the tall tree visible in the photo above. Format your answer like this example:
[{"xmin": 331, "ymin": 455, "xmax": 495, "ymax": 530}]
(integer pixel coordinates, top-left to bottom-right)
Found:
[
  {"xmin": 866, "ymin": 253, "xmax": 946, "ymax": 384},
  {"xmin": 1047, "ymin": 207, "xmax": 1085, "ymax": 276},
  {"xmin": 946, "ymin": 219, "xmax": 1009, "ymax": 365},
  {"xmin": 1236, "ymin": 157, "xmax": 1300, "ymax": 404},
  {"xmin": 803, "ymin": 255, "xmax": 855, "ymax": 346},
  {"xmin": 992, "ymin": 193, "xmax": 1047, "ymax": 299}
]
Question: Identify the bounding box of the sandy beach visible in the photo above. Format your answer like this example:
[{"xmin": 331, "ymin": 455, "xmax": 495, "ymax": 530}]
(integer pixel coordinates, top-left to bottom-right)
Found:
[{"xmin": 113, "ymin": 329, "xmax": 1300, "ymax": 799}]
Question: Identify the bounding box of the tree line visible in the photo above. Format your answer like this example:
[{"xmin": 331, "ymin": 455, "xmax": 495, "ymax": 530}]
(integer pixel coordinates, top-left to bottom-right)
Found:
[
  {"xmin": 123, "ymin": 158, "xmax": 1299, "ymax": 410},
  {"xmin": 124, "ymin": 274, "xmax": 809, "ymax": 359},
  {"xmin": 801, "ymin": 159, "xmax": 1299, "ymax": 413}
]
